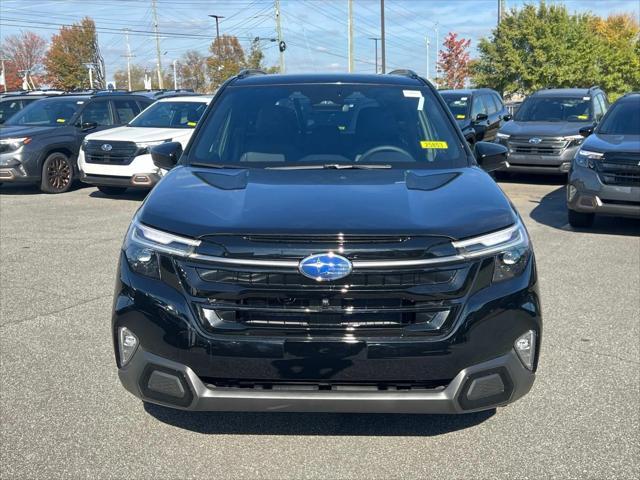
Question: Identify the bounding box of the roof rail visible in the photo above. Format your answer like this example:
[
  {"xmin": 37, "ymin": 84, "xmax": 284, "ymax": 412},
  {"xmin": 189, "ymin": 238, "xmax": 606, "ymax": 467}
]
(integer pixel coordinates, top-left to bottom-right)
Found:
[
  {"xmin": 237, "ymin": 69, "xmax": 267, "ymax": 79},
  {"xmin": 387, "ymin": 69, "xmax": 420, "ymax": 79}
]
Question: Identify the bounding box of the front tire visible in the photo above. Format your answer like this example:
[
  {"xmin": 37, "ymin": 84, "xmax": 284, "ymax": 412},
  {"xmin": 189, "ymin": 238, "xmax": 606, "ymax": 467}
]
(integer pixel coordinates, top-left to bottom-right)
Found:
[
  {"xmin": 97, "ymin": 185, "xmax": 127, "ymax": 196},
  {"xmin": 568, "ymin": 209, "xmax": 595, "ymax": 228},
  {"xmin": 41, "ymin": 153, "xmax": 73, "ymax": 193}
]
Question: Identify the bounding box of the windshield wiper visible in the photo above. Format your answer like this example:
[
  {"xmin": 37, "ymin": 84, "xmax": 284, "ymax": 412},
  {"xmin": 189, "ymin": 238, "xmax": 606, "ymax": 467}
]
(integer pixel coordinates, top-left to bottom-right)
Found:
[
  {"xmin": 189, "ymin": 162, "xmax": 247, "ymax": 169},
  {"xmin": 267, "ymin": 163, "xmax": 392, "ymax": 170}
]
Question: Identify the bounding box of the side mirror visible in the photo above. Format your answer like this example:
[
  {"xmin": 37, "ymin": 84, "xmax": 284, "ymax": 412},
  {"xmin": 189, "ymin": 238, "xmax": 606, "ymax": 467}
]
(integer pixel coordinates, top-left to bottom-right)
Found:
[
  {"xmin": 475, "ymin": 141, "xmax": 508, "ymax": 172},
  {"xmin": 475, "ymin": 113, "xmax": 489, "ymax": 122},
  {"xmin": 502, "ymin": 113, "xmax": 512, "ymax": 122},
  {"xmin": 151, "ymin": 141, "xmax": 182, "ymax": 170},
  {"xmin": 80, "ymin": 121, "xmax": 97, "ymax": 131},
  {"xmin": 579, "ymin": 124, "xmax": 595, "ymax": 137}
]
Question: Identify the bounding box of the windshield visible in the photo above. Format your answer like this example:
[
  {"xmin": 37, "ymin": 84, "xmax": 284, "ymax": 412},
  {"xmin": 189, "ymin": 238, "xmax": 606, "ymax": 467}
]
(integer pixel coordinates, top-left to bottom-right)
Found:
[
  {"xmin": 189, "ymin": 84, "xmax": 467, "ymax": 169},
  {"xmin": 598, "ymin": 98, "xmax": 640, "ymax": 135},
  {"xmin": 514, "ymin": 96, "xmax": 591, "ymax": 122},
  {"xmin": 129, "ymin": 101, "xmax": 207, "ymax": 128},
  {"xmin": 5, "ymin": 97, "xmax": 83, "ymax": 126},
  {"xmin": 440, "ymin": 93, "xmax": 470, "ymax": 120}
]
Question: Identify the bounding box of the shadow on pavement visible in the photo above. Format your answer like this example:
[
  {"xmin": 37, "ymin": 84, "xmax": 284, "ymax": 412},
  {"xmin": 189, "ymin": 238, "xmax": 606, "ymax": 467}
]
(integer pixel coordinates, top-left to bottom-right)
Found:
[
  {"xmin": 88, "ymin": 188, "xmax": 149, "ymax": 201},
  {"xmin": 528, "ymin": 184, "xmax": 640, "ymax": 236},
  {"xmin": 144, "ymin": 403, "xmax": 495, "ymax": 436}
]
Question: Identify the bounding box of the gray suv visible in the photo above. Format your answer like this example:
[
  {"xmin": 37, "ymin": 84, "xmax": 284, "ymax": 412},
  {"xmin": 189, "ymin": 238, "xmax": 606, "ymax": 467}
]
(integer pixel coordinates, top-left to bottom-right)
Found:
[
  {"xmin": 567, "ymin": 92, "xmax": 640, "ymax": 227},
  {"xmin": 496, "ymin": 87, "xmax": 609, "ymax": 175}
]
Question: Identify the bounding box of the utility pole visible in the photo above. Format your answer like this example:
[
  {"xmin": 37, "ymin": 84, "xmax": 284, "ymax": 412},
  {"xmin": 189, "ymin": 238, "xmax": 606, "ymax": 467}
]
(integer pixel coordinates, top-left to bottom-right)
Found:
[
  {"xmin": 434, "ymin": 22, "xmax": 439, "ymax": 87},
  {"xmin": 347, "ymin": 0, "xmax": 354, "ymax": 73},
  {"xmin": 369, "ymin": 37, "xmax": 380, "ymax": 74},
  {"xmin": 0, "ymin": 57, "xmax": 6, "ymax": 92},
  {"xmin": 151, "ymin": 0, "xmax": 164, "ymax": 89},
  {"xmin": 173, "ymin": 59, "xmax": 178, "ymax": 89},
  {"xmin": 208, "ymin": 14, "xmax": 224, "ymax": 54},
  {"xmin": 425, "ymin": 36, "xmax": 430, "ymax": 82},
  {"xmin": 275, "ymin": 0, "xmax": 285, "ymax": 73},
  {"xmin": 122, "ymin": 29, "xmax": 134, "ymax": 91},
  {"xmin": 380, "ymin": 0, "xmax": 386, "ymax": 73}
]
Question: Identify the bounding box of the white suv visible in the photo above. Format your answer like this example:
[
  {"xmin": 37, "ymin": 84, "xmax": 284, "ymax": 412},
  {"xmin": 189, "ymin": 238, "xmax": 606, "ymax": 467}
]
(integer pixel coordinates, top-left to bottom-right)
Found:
[{"xmin": 78, "ymin": 95, "xmax": 212, "ymax": 195}]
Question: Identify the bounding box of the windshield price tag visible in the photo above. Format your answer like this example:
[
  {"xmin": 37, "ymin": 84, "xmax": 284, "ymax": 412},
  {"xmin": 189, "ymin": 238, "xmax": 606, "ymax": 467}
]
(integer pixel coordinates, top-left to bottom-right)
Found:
[{"xmin": 403, "ymin": 90, "xmax": 424, "ymax": 110}]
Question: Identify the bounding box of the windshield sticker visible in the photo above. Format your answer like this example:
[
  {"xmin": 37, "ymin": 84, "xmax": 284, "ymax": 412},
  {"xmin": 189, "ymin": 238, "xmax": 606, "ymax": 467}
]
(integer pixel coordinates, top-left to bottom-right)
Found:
[
  {"xmin": 56, "ymin": 118, "xmax": 66, "ymax": 123},
  {"xmin": 421, "ymin": 140, "xmax": 448, "ymax": 149},
  {"xmin": 456, "ymin": 114, "xmax": 466, "ymax": 119},
  {"xmin": 403, "ymin": 89, "xmax": 424, "ymax": 110},
  {"xmin": 187, "ymin": 121, "xmax": 197, "ymax": 127}
]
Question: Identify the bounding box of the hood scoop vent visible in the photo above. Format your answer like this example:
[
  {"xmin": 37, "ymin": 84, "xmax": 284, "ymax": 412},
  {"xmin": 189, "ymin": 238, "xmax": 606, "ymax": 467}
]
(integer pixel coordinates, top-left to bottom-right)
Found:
[
  {"xmin": 405, "ymin": 171, "xmax": 460, "ymax": 191},
  {"xmin": 194, "ymin": 169, "xmax": 249, "ymax": 190}
]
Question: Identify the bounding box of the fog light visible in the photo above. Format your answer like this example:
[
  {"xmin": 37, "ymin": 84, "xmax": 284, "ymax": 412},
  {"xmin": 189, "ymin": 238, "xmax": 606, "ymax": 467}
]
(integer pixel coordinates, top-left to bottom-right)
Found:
[
  {"xmin": 118, "ymin": 327, "xmax": 139, "ymax": 366},
  {"xmin": 515, "ymin": 330, "xmax": 536, "ymax": 370}
]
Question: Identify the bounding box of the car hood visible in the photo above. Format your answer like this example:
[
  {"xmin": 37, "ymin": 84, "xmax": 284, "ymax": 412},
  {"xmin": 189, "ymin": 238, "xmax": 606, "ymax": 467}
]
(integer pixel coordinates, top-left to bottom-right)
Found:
[
  {"xmin": 582, "ymin": 133, "xmax": 640, "ymax": 153},
  {"xmin": 499, "ymin": 121, "xmax": 591, "ymax": 137},
  {"xmin": 0, "ymin": 125, "xmax": 60, "ymax": 138},
  {"xmin": 138, "ymin": 167, "xmax": 516, "ymax": 241},
  {"xmin": 86, "ymin": 126, "xmax": 192, "ymax": 143}
]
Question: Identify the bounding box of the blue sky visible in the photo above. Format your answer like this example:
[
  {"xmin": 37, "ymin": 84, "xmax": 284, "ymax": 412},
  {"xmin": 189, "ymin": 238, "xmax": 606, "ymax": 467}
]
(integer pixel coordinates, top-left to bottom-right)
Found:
[{"xmin": 1, "ymin": 0, "xmax": 638, "ymax": 81}]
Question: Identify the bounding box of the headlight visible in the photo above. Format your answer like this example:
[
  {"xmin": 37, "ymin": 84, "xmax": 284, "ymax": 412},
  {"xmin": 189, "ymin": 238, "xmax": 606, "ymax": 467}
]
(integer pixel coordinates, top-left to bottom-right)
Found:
[
  {"xmin": 123, "ymin": 218, "xmax": 201, "ymax": 278},
  {"xmin": 561, "ymin": 134, "xmax": 585, "ymax": 147},
  {"xmin": 574, "ymin": 149, "xmax": 603, "ymax": 168},
  {"xmin": 0, "ymin": 137, "xmax": 31, "ymax": 152},
  {"xmin": 496, "ymin": 132, "xmax": 510, "ymax": 140},
  {"xmin": 452, "ymin": 219, "xmax": 531, "ymax": 282},
  {"xmin": 135, "ymin": 139, "xmax": 172, "ymax": 154}
]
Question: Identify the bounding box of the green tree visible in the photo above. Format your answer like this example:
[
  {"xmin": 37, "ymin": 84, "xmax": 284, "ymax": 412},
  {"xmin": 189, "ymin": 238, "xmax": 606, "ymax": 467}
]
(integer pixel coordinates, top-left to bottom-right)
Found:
[
  {"xmin": 590, "ymin": 14, "xmax": 640, "ymax": 100},
  {"xmin": 207, "ymin": 35, "xmax": 246, "ymax": 89},
  {"xmin": 44, "ymin": 17, "xmax": 105, "ymax": 90},
  {"xmin": 472, "ymin": 2, "xmax": 613, "ymax": 97},
  {"xmin": 178, "ymin": 50, "xmax": 207, "ymax": 92}
]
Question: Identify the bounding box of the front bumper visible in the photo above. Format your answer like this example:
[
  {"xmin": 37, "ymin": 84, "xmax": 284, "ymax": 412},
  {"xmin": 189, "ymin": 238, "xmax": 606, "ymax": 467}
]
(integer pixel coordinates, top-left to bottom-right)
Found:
[
  {"xmin": 497, "ymin": 141, "xmax": 579, "ymax": 174},
  {"xmin": 568, "ymin": 165, "xmax": 640, "ymax": 218},
  {"xmin": 119, "ymin": 347, "xmax": 534, "ymax": 413}
]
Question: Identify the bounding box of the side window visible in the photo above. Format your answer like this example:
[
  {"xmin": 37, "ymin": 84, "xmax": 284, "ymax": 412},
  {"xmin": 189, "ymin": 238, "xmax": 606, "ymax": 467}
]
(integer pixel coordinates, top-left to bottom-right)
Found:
[
  {"xmin": 593, "ymin": 96, "xmax": 604, "ymax": 121},
  {"xmin": 113, "ymin": 99, "xmax": 140, "ymax": 124},
  {"xmin": 471, "ymin": 95, "xmax": 486, "ymax": 118},
  {"xmin": 80, "ymin": 100, "xmax": 112, "ymax": 126},
  {"xmin": 484, "ymin": 94, "xmax": 498, "ymax": 115},
  {"xmin": 492, "ymin": 93, "xmax": 504, "ymax": 112}
]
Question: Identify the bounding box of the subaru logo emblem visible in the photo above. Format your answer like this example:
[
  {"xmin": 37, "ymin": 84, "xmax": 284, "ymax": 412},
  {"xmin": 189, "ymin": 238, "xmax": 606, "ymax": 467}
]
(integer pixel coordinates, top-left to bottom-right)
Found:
[
  {"xmin": 101, "ymin": 143, "xmax": 113, "ymax": 152},
  {"xmin": 529, "ymin": 137, "xmax": 542, "ymax": 144},
  {"xmin": 299, "ymin": 252, "xmax": 352, "ymax": 282}
]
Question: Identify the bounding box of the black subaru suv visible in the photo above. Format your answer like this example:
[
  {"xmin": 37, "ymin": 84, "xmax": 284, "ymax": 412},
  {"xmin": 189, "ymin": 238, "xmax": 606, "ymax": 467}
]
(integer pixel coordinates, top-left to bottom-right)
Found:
[
  {"xmin": 113, "ymin": 71, "xmax": 541, "ymax": 414},
  {"xmin": 0, "ymin": 92, "xmax": 152, "ymax": 192},
  {"xmin": 440, "ymin": 88, "xmax": 511, "ymax": 145},
  {"xmin": 567, "ymin": 92, "xmax": 640, "ymax": 227},
  {"xmin": 495, "ymin": 87, "xmax": 609, "ymax": 175}
]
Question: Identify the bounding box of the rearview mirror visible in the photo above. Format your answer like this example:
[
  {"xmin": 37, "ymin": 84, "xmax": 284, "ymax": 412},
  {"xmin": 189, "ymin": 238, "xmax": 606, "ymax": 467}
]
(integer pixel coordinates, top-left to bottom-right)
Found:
[
  {"xmin": 579, "ymin": 124, "xmax": 596, "ymax": 137},
  {"xmin": 475, "ymin": 113, "xmax": 489, "ymax": 122},
  {"xmin": 151, "ymin": 141, "xmax": 183, "ymax": 170},
  {"xmin": 475, "ymin": 142, "xmax": 508, "ymax": 172}
]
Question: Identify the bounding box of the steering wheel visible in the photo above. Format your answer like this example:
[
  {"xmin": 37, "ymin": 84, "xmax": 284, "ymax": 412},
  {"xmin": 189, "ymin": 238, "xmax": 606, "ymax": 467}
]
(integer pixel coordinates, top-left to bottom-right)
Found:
[{"xmin": 356, "ymin": 145, "xmax": 414, "ymax": 163}]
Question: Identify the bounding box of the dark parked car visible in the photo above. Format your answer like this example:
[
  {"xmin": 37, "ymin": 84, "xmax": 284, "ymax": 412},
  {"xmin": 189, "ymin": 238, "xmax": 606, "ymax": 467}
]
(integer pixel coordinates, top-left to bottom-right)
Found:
[
  {"xmin": 495, "ymin": 87, "xmax": 609, "ymax": 175},
  {"xmin": 112, "ymin": 70, "xmax": 541, "ymax": 414},
  {"xmin": 567, "ymin": 92, "xmax": 640, "ymax": 227},
  {"xmin": 440, "ymin": 88, "xmax": 510, "ymax": 145},
  {"xmin": 0, "ymin": 92, "xmax": 152, "ymax": 192}
]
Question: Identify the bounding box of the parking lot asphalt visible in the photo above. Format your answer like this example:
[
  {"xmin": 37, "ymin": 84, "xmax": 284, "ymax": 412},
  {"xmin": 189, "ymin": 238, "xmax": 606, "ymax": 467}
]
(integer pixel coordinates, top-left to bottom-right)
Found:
[{"xmin": 1, "ymin": 177, "xmax": 639, "ymax": 480}]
